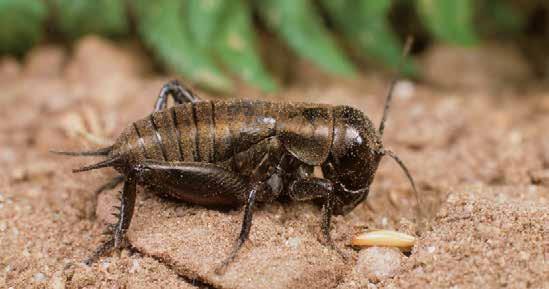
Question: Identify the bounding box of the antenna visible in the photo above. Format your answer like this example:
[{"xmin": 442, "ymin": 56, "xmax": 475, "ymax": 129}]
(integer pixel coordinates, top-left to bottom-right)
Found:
[
  {"xmin": 384, "ymin": 149, "xmax": 424, "ymax": 223},
  {"xmin": 378, "ymin": 36, "xmax": 414, "ymax": 136}
]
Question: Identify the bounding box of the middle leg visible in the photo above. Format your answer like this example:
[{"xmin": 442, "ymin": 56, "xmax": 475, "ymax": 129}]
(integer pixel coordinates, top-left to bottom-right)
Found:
[{"xmin": 154, "ymin": 79, "xmax": 201, "ymax": 111}]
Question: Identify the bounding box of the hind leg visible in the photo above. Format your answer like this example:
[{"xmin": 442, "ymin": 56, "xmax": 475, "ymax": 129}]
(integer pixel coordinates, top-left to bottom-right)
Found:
[
  {"xmin": 134, "ymin": 158, "xmax": 274, "ymax": 274},
  {"xmin": 84, "ymin": 173, "xmax": 137, "ymax": 265},
  {"xmin": 134, "ymin": 160, "xmax": 260, "ymax": 272},
  {"xmin": 89, "ymin": 175, "xmax": 124, "ymax": 218},
  {"xmin": 215, "ymin": 183, "xmax": 260, "ymax": 274},
  {"xmin": 154, "ymin": 79, "xmax": 201, "ymax": 111}
]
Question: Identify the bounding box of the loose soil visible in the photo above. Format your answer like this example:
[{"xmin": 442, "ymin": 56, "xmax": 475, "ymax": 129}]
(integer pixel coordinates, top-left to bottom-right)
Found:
[{"xmin": 1, "ymin": 36, "xmax": 547, "ymax": 289}]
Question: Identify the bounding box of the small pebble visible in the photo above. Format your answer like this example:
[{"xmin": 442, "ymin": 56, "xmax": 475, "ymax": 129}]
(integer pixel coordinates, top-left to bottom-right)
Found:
[
  {"xmin": 355, "ymin": 247, "xmax": 404, "ymax": 282},
  {"xmin": 33, "ymin": 272, "xmax": 47, "ymax": 282},
  {"xmin": 285, "ymin": 237, "xmax": 301, "ymax": 249}
]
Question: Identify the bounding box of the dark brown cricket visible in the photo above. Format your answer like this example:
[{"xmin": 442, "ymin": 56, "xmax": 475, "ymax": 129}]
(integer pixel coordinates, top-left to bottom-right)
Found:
[{"xmin": 53, "ymin": 43, "xmax": 419, "ymax": 273}]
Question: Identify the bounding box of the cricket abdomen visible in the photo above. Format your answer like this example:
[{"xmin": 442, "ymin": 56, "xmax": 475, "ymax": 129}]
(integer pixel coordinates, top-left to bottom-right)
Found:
[{"xmin": 110, "ymin": 100, "xmax": 281, "ymax": 168}]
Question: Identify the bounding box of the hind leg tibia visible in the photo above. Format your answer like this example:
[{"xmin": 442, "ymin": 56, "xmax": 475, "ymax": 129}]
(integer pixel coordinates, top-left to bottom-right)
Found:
[
  {"xmin": 89, "ymin": 175, "xmax": 124, "ymax": 219},
  {"xmin": 216, "ymin": 182, "xmax": 259, "ymax": 274}
]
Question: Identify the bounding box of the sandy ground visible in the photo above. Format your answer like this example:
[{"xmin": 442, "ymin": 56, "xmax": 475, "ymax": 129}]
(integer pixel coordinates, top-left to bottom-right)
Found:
[{"xmin": 0, "ymin": 36, "xmax": 548, "ymax": 289}]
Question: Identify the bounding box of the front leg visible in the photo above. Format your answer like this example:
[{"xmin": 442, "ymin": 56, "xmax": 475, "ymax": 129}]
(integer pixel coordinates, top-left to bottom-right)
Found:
[{"xmin": 289, "ymin": 176, "xmax": 347, "ymax": 259}]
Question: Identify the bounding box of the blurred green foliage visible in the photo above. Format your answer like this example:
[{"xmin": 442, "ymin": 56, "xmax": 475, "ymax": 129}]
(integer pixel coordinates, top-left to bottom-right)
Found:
[
  {"xmin": 53, "ymin": 0, "xmax": 129, "ymax": 39},
  {"xmin": 0, "ymin": 0, "xmax": 530, "ymax": 91},
  {"xmin": 321, "ymin": 0, "xmax": 416, "ymax": 75},
  {"xmin": 213, "ymin": 0, "xmax": 278, "ymax": 92},
  {"xmin": 417, "ymin": 0, "xmax": 478, "ymax": 45},
  {"xmin": 0, "ymin": 0, "xmax": 47, "ymax": 54},
  {"xmin": 135, "ymin": 0, "xmax": 233, "ymax": 92},
  {"xmin": 257, "ymin": 0, "xmax": 357, "ymax": 77}
]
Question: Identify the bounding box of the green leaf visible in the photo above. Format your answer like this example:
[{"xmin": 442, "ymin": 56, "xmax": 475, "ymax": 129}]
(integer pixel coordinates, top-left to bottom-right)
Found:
[
  {"xmin": 321, "ymin": 0, "xmax": 416, "ymax": 76},
  {"xmin": 134, "ymin": 0, "xmax": 233, "ymax": 92},
  {"xmin": 0, "ymin": 0, "xmax": 47, "ymax": 54},
  {"xmin": 53, "ymin": 0, "xmax": 128, "ymax": 39},
  {"xmin": 418, "ymin": 0, "xmax": 478, "ymax": 45},
  {"xmin": 255, "ymin": 0, "xmax": 356, "ymax": 76},
  {"xmin": 186, "ymin": 0, "xmax": 229, "ymax": 49},
  {"xmin": 215, "ymin": 0, "xmax": 278, "ymax": 92}
]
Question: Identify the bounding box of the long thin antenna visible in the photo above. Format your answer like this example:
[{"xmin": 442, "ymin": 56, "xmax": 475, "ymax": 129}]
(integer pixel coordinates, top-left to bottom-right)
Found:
[
  {"xmin": 378, "ymin": 36, "xmax": 414, "ymax": 136},
  {"xmin": 50, "ymin": 146, "xmax": 112, "ymax": 156},
  {"xmin": 383, "ymin": 149, "xmax": 424, "ymax": 221}
]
